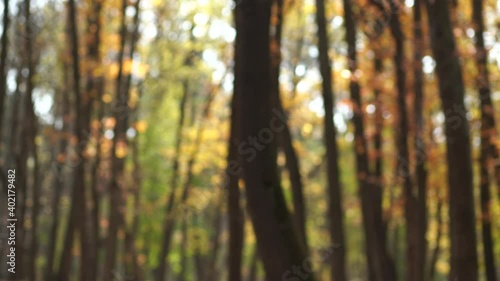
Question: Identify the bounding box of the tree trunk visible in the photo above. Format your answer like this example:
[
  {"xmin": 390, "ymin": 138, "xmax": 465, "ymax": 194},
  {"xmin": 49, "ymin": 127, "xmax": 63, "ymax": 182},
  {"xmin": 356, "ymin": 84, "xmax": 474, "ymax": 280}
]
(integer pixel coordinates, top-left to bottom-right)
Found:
[
  {"xmin": 22, "ymin": 0, "xmax": 40, "ymax": 279},
  {"xmin": 56, "ymin": 6, "xmax": 80, "ymax": 278},
  {"xmin": 14, "ymin": 0, "xmax": 38, "ymax": 279},
  {"xmin": 67, "ymin": 0, "xmax": 96, "ymax": 279},
  {"xmin": 472, "ymin": 0, "xmax": 498, "ymax": 280},
  {"xmin": 413, "ymin": 1, "xmax": 428, "ymax": 280},
  {"xmin": 234, "ymin": 0, "xmax": 313, "ymax": 279},
  {"xmin": 424, "ymin": 0, "xmax": 478, "ymax": 280},
  {"xmin": 156, "ymin": 81, "xmax": 189, "ymax": 281},
  {"xmin": 206, "ymin": 197, "xmax": 223, "ymax": 281},
  {"xmin": 343, "ymin": 1, "xmax": 395, "ymax": 281},
  {"xmin": 0, "ymin": 0, "xmax": 9, "ymax": 137},
  {"xmin": 314, "ymin": 0, "xmax": 346, "ymax": 280},
  {"xmin": 84, "ymin": 0, "xmax": 104, "ymax": 277},
  {"xmin": 470, "ymin": 0, "xmax": 499, "ymax": 280},
  {"xmin": 387, "ymin": 3, "xmax": 421, "ymax": 281},
  {"xmin": 228, "ymin": 50, "xmax": 244, "ymax": 281},
  {"xmin": 270, "ymin": 0, "xmax": 308, "ymax": 251},
  {"xmin": 428, "ymin": 189, "xmax": 444, "ymax": 281},
  {"xmin": 103, "ymin": 0, "xmax": 129, "ymax": 278}
]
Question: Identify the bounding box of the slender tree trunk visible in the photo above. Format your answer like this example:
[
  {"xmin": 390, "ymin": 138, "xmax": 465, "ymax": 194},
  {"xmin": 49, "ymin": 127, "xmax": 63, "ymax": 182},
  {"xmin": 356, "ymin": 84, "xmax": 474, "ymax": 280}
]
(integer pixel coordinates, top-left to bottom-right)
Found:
[
  {"xmin": 57, "ymin": 197, "xmax": 78, "ymax": 281},
  {"xmin": 343, "ymin": 1, "xmax": 395, "ymax": 281},
  {"xmin": 0, "ymin": 0, "xmax": 9, "ymax": 137},
  {"xmin": 46, "ymin": 47, "xmax": 72, "ymax": 279},
  {"xmin": 413, "ymin": 1, "xmax": 428, "ymax": 280},
  {"xmin": 178, "ymin": 221, "xmax": 188, "ymax": 281},
  {"xmin": 314, "ymin": 0, "xmax": 346, "ymax": 280},
  {"xmin": 22, "ymin": 0, "xmax": 40, "ymax": 279},
  {"xmin": 247, "ymin": 248, "xmax": 258, "ymax": 281},
  {"xmin": 228, "ymin": 48, "xmax": 244, "ymax": 281},
  {"xmin": 234, "ymin": 0, "xmax": 313, "ymax": 279},
  {"xmin": 386, "ymin": 3, "xmax": 421, "ymax": 281},
  {"xmin": 103, "ymin": 0, "xmax": 129, "ymax": 278},
  {"xmin": 15, "ymin": 0, "xmax": 38, "ymax": 279},
  {"xmin": 207, "ymin": 197, "xmax": 223, "ymax": 281},
  {"xmin": 428, "ymin": 189, "xmax": 444, "ymax": 281},
  {"xmin": 156, "ymin": 81, "xmax": 189, "ymax": 281},
  {"xmin": 84, "ymin": 0, "xmax": 104, "ymax": 277},
  {"xmin": 270, "ymin": 0, "xmax": 308, "ymax": 251},
  {"xmin": 56, "ymin": 7, "xmax": 79, "ymax": 278},
  {"xmin": 373, "ymin": 55, "xmax": 383, "ymax": 196},
  {"xmin": 424, "ymin": 0, "xmax": 478, "ymax": 280},
  {"xmin": 67, "ymin": 0, "xmax": 96, "ymax": 279},
  {"xmin": 121, "ymin": 2, "xmax": 142, "ymax": 280},
  {"xmin": 471, "ymin": 0, "xmax": 498, "ymax": 280},
  {"xmin": 29, "ymin": 120, "xmax": 40, "ymax": 281}
]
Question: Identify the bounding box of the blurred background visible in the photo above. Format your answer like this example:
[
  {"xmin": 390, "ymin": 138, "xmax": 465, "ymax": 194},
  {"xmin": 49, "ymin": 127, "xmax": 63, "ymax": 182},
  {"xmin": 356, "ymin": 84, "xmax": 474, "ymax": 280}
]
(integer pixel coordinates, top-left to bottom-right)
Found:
[{"xmin": 0, "ymin": 0, "xmax": 499, "ymax": 280}]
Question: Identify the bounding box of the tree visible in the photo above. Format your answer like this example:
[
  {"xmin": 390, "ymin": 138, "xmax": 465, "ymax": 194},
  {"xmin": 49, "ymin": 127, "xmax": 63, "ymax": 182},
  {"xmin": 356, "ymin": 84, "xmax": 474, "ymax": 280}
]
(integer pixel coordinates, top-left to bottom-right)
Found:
[
  {"xmin": 343, "ymin": 1, "xmax": 395, "ymax": 280},
  {"xmin": 270, "ymin": 0, "xmax": 308, "ymax": 251},
  {"xmin": 472, "ymin": 0, "xmax": 498, "ymax": 280},
  {"xmin": 424, "ymin": 0, "xmax": 478, "ymax": 280},
  {"xmin": 314, "ymin": 0, "xmax": 346, "ymax": 280},
  {"xmin": 0, "ymin": 0, "xmax": 9, "ymax": 137},
  {"xmin": 233, "ymin": 0, "xmax": 313, "ymax": 279}
]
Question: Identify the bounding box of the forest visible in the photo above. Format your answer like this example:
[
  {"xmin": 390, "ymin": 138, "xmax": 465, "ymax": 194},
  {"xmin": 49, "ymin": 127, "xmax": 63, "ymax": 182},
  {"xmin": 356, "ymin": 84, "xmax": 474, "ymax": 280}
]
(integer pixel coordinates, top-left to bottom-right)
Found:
[{"xmin": 0, "ymin": 0, "xmax": 499, "ymax": 280}]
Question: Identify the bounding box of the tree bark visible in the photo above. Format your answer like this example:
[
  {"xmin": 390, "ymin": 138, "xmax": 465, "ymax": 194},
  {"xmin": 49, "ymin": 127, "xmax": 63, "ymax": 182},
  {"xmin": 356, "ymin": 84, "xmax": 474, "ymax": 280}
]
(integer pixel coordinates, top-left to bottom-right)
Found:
[
  {"xmin": 428, "ymin": 190, "xmax": 444, "ymax": 281},
  {"xmin": 343, "ymin": 1, "xmax": 395, "ymax": 281},
  {"xmin": 413, "ymin": 1, "xmax": 428, "ymax": 280},
  {"xmin": 46, "ymin": 84, "xmax": 70, "ymax": 280},
  {"xmin": 314, "ymin": 0, "xmax": 346, "ymax": 280},
  {"xmin": 387, "ymin": 3, "xmax": 421, "ymax": 281},
  {"xmin": 156, "ymin": 81, "xmax": 189, "ymax": 281},
  {"xmin": 472, "ymin": 0, "xmax": 498, "ymax": 280},
  {"xmin": 424, "ymin": 0, "xmax": 478, "ymax": 280},
  {"xmin": 270, "ymin": 0, "xmax": 308, "ymax": 251},
  {"xmin": 234, "ymin": 0, "xmax": 313, "ymax": 280},
  {"xmin": 22, "ymin": 0, "xmax": 40, "ymax": 279},
  {"xmin": 228, "ymin": 46, "xmax": 244, "ymax": 281},
  {"xmin": 0, "ymin": 0, "xmax": 9, "ymax": 137},
  {"xmin": 84, "ymin": 0, "xmax": 104, "ymax": 277},
  {"xmin": 103, "ymin": 0, "xmax": 129, "ymax": 278}
]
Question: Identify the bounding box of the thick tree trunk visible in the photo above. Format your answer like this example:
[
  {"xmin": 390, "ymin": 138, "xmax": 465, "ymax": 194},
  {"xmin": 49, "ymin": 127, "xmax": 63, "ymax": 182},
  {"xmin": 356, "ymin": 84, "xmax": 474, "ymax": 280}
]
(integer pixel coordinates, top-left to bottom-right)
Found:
[
  {"xmin": 234, "ymin": 0, "xmax": 312, "ymax": 280},
  {"xmin": 314, "ymin": 0, "xmax": 346, "ymax": 280},
  {"xmin": 424, "ymin": 0, "xmax": 478, "ymax": 280}
]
